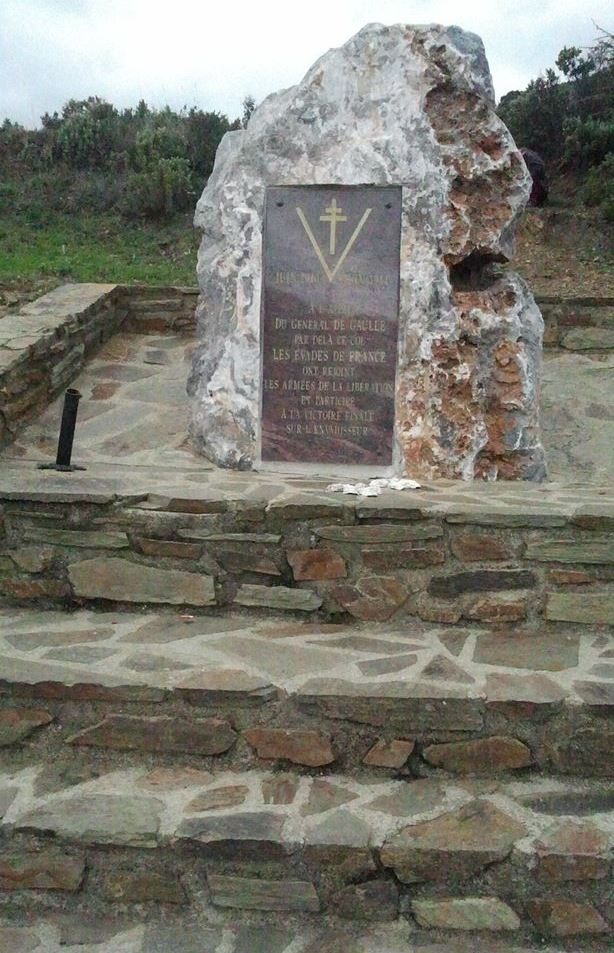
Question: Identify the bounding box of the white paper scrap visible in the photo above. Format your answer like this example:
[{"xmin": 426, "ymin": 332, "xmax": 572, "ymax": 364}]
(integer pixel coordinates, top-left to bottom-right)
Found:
[{"xmin": 327, "ymin": 477, "xmax": 421, "ymax": 496}]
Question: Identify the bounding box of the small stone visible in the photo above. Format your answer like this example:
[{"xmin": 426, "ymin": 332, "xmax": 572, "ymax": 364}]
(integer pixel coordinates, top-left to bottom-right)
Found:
[
  {"xmin": 476, "ymin": 630, "xmax": 580, "ymax": 671},
  {"xmin": 527, "ymin": 899, "xmax": 608, "ymax": 936},
  {"xmin": 234, "ymin": 584, "xmax": 322, "ymax": 611},
  {"xmin": 138, "ymin": 767, "xmax": 213, "ymax": 790},
  {"xmin": 262, "ymin": 774, "xmax": 300, "ymax": 805},
  {"xmin": 380, "ymin": 799, "xmax": 526, "ymax": 883},
  {"xmin": 244, "ymin": 727, "xmax": 334, "ymax": 767},
  {"xmin": 132, "ymin": 538, "xmax": 203, "ymax": 559},
  {"xmin": 307, "ymin": 808, "xmax": 372, "ymax": 848},
  {"xmin": 534, "ymin": 820, "xmax": 610, "ymax": 881},
  {"xmin": 422, "ymin": 737, "xmax": 533, "ymax": 774},
  {"xmin": 363, "ymin": 739, "xmax": 415, "ymax": 768},
  {"xmin": 332, "ymin": 880, "xmax": 399, "ymax": 920},
  {"xmin": 561, "ymin": 327, "xmax": 614, "ymax": 349},
  {"xmin": 573, "ymin": 680, "xmax": 614, "ymax": 706},
  {"xmin": 366, "ymin": 779, "xmax": 447, "ymax": 818},
  {"xmin": 267, "ymin": 495, "xmax": 346, "ymax": 520},
  {"xmin": 412, "ymin": 897, "xmax": 520, "ymax": 931},
  {"xmin": 1, "ymin": 578, "xmax": 70, "ymax": 600},
  {"xmin": 0, "ymin": 851, "xmax": 85, "ymax": 890},
  {"xmin": 101, "ymin": 869, "xmax": 186, "ymax": 903},
  {"xmin": 486, "ymin": 672, "xmax": 566, "ymax": 707},
  {"xmin": 543, "ymin": 725, "xmax": 614, "ymax": 777},
  {"xmin": 450, "ymin": 533, "xmax": 513, "ymax": 561},
  {"xmin": 428, "ymin": 569, "xmax": 536, "ymax": 598},
  {"xmin": 207, "ymin": 873, "xmax": 320, "ymax": 911},
  {"xmin": 357, "ymin": 654, "xmax": 417, "ymax": 676},
  {"xmin": 0, "ymin": 708, "xmax": 53, "ymax": 746},
  {"xmin": 186, "ymin": 784, "xmax": 248, "ymax": 812},
  {"xmin": 16, "ymin": 794, "xmax": 162, "ymax": 847},
  {"xmin": 68, "ymin": 714, "xmax": 237, "ymax": 755},
  {"xmin": 4, "ymin": 627, "xmax": 113, "ymax": 650},
  {"xmin": 527, "ymin": 539, "xmax": 614, "ymax": 564},
  {"xmin": 416, "ymin": 595, "xmax": 462, "ymax": 624},
  {"xmin": 361, "ymin": 543, "xmax": 445, "ymax": 570},
  {"xmin": 297, "ymin": 677, "xmax": 483, "ymax": 731},
  {"xmin": 68, "ymin": 557, "xmax": 215, "ymax": 605},
  {"xmin": 548, "ymin": 568, "xmax": 593, "ymax": 585},
  {"xmin": 316, "ymin": 524, "xmax": 441, "ymax": 543},
  {"xmin": 175, "ymin": 669, "xmax": 277, "ymax": 705},
  {"xmin": 220, "ymin": 550, "xmax": 281, "ymax": 575},
  {"xmin": 10, "ymin": 545, "xmax": 54, "ymax": 572},
  {"xmin": 177, "ymin": 812, "xmax": 285, "ymax": 850},
  {"xmin": 287, "ymin": 548, "xmax": 347, "ymax": 580},
  {"xmin": 302, "ymin": 780, "xmax": 358, "ymax": 815},
  {"xmin": 24, "ymin": 527, "xmax": 129, "ymax": 548},
  {"xmin": 464, "ymin": 596, "xmax": 526, "ymax": 623},
  {"xmin": 546, "ymin": 590, "xmax": 614, "ymax": 625},
  {"xmin": 330, "ymin": 575, "xmax": 408, "ymax": 621},
  {"xmin": 420, "ymin": 655, "xmax": 474, "ymax": 683},
  {"xmin": 437, "ymin": 630, "xmax": 469, "ymax": 656}
]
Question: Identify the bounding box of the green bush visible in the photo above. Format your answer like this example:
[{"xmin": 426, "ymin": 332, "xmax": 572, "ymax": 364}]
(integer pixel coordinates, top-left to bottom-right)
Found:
[
  {"xmin": 580, "ymin": 154, "xmax": 614, "ymax": 219},
  {"xmin": 563, "ymin": 116, "xmax": 614, "ymax": 172},
  {"xmin": 122, "ymin": 156, "xmax": 195, "ymax": 220},
  {"xmin": 51, "ymin": 97, "xmax": 120, "ymax": 168}
]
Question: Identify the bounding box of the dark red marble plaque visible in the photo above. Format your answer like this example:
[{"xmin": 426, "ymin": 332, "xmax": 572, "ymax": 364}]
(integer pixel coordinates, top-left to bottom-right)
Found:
[{"xmin": 260, "ymin": 185, "xmax": 401, "ymax": 465}]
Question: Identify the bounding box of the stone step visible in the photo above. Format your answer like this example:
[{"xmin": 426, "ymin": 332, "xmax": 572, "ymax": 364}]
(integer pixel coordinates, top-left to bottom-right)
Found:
[
  {"xmin": 0, "ymin": 609, "xmax": 611, "ymax": 779},
  {"xmin": 0, "ymin": 764, "xmax": 611, "ymax": 943},
  {"xmin": 1, "ymin": 474, "xmax": 613, "ymax": 631},
  {"xmin": 0, "ymin": 917, "xmax": 584, "ymax": 953},
  {"xmin": 1, "ymin": 475, "xmax": 613, "ymax": 630}
]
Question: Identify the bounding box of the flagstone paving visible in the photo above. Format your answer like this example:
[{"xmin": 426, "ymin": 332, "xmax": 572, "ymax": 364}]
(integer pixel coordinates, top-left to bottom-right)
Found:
[
  {"xmin": 3, "ymin": 333, "xmax": 201, "ymax": 471},
  {"xmin": 2, "ymin": 330, "xmax": 614, "ymax": 487},
  {"xmin": 0, "ymin": 918, "xmax": 579, "ymax": 953},
  {"xmin": 0, "ymin": 608, "xmax": 610, "ymax": 704}
]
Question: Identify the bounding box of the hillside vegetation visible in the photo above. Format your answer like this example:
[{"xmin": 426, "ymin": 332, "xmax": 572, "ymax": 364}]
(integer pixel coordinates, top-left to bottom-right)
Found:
[
  {"xmin": 0, "ymin": 32, "xmax": 611, "ymax": 307},
  {"xmin": 0, "ymin": 98, "xmax": 253, "ymax": 302}
]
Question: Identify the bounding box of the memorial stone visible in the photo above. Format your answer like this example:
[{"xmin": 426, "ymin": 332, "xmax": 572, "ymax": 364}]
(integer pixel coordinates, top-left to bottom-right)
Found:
[{"xmin": 188, "ymin": 22, "xmax": 546, "ymax": 480}]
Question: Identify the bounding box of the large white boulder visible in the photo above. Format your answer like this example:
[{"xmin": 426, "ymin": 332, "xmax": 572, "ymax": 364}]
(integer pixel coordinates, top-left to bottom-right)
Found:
[{"xmin": 188, "ymin": 22, "xmax": 546, "ymax": 480}]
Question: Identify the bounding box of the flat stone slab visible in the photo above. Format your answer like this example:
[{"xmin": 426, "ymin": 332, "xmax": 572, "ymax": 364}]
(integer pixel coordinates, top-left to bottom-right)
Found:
[{"xmin": 15, "ymin": 794, "xmax": 163, "ymax": 847}]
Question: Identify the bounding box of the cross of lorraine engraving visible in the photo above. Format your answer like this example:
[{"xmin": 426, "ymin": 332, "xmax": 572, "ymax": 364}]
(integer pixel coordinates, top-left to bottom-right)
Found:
[
  {"xmin": 296, "ymin": 197, "xmax": 372, "ymax": 282},
  {"xmin": 319, "ymin": 198, "xmax": 347, "ymax": 255}
]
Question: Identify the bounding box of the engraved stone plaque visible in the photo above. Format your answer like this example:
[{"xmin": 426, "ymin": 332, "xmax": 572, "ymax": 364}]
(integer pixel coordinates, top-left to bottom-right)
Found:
[{"xmin": 260, "ymin": 185, "xmax": 401, "ymax": 465}]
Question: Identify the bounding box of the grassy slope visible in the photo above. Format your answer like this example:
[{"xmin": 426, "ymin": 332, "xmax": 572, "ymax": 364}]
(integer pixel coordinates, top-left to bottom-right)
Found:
[{"xmin": 0, "ymin": 176, "xmax": 612, "ymax": 307}]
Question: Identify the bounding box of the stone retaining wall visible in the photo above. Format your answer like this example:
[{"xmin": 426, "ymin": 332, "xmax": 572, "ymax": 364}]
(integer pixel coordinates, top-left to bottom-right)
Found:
[
  {"xmin": 0, "ymin": 284, "xmax": 125, "ymax": 449},
  {"xmin": 120, "ymin": 285, "xmax": 198, "ymax": 334},
  {"xmin": 538, "ymin": 296, "xmax": 614, "ymax": 351},
  {"xmin": 0, "ymin": 283, "xmax": 197, "ymax": 450},
  {"xmin": 0, "ymin": 493, "xmax": 611, "ymax": 629}
]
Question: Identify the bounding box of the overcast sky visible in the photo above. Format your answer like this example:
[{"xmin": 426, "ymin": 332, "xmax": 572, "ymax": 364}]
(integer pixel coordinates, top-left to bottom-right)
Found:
[{"xmin": 1, "ymin": 0, "xmax": 611, "ymax": 127}]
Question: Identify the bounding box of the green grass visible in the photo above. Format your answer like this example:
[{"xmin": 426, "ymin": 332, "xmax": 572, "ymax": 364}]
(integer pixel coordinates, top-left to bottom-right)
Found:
[{"xmin": 0, "ymin": 208, "xmax": 199, "ymax": 291}]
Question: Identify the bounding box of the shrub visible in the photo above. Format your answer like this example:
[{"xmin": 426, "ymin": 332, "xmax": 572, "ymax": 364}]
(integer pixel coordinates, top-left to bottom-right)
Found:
[
  {"xmin": 580, "ymin": 154, "xmax": 614, "ymax": 219},
  {"xmin": 122, "ymin": 156, "xmax": 195, "ymax": 220}
]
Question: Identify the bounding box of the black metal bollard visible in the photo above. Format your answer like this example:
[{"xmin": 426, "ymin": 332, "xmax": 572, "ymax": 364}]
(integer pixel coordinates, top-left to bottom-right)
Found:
[{"xmin": 38, "ymin": 388, "xmax": 86, "ymax": 472}]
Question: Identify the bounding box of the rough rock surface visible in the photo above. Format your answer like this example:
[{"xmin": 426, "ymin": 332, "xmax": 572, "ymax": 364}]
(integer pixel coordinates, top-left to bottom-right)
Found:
[{"xmin": 189, "ymin": 22, "xmax": 545, "ymax": 480}]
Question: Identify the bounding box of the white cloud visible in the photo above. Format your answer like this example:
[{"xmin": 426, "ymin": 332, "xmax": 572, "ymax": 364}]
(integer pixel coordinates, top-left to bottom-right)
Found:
[{"xmin": 0, "ymin": 0, "xmax": 611, "ymax": 125}]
